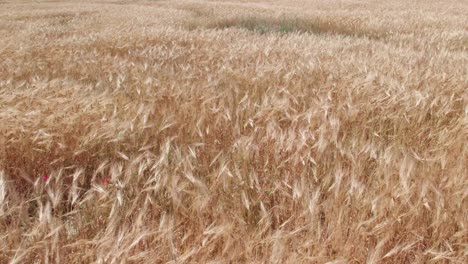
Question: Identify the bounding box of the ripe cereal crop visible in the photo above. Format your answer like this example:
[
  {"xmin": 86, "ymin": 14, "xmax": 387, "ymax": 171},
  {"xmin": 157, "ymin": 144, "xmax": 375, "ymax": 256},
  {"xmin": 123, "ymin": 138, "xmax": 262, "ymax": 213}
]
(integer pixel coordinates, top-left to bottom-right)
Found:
[{"xmin": 0, "ymin": 0, "xmax": 467, "ymax": 263}]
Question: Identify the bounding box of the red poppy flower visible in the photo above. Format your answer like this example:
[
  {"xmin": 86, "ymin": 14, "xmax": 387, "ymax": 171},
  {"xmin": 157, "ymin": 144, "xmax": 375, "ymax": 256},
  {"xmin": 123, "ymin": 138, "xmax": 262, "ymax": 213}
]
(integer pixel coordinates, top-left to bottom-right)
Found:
[
  {"xmin": 103, "ymin": 178, "xmax": 111, "ymax": 184},
  {"xmin": 43, "ymin": 175, "xmax": 50, "ymax": 181}
]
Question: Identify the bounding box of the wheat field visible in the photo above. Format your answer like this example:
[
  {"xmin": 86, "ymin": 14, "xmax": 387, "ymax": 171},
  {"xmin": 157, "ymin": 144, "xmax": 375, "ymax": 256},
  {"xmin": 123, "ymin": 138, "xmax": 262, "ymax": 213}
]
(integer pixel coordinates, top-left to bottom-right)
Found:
[{"xmin": 0, "ymin": 0, "xmax": 467, "ymax": 263}]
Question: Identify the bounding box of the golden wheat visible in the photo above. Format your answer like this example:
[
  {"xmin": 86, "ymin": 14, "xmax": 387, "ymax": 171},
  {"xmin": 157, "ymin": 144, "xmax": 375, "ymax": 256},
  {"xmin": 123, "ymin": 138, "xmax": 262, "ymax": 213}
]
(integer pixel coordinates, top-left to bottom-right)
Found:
[{"xmin": 0, "ymin": 0, "xmax": 467, "ymax": 263}]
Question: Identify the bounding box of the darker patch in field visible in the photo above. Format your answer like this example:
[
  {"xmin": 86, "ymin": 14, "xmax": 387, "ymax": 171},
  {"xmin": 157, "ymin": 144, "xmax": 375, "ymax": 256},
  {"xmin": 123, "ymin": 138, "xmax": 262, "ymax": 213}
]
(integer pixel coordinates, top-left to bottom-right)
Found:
[
  {"xmin": 190, "ymin": 16, "xmax": 387, "ymax": 40},
  {"xmin": 212, "ymin": 17, "xmax": 300, "ymax": 35},
  {"xmin": 183, "ymin": 6, "xmax": 388, "ymax": 39},
  {"xmin": 179, "ymin": 4, "xmax": 386, "ymax": 40}
]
